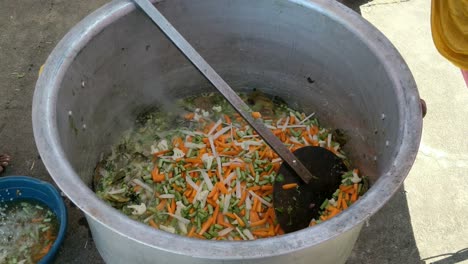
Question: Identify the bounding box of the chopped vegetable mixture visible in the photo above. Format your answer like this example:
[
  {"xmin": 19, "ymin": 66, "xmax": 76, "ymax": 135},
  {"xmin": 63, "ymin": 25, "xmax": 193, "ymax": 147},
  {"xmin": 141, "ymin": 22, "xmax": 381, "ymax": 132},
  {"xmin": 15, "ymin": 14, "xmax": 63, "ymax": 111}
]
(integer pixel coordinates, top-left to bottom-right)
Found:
[
  {"xmin": 94, "ymin": 91, "xmax": 368, "ymax": 240},
  {"xmin": 0, "ymin": 199, "xmax": 59, "ymax": 263}
]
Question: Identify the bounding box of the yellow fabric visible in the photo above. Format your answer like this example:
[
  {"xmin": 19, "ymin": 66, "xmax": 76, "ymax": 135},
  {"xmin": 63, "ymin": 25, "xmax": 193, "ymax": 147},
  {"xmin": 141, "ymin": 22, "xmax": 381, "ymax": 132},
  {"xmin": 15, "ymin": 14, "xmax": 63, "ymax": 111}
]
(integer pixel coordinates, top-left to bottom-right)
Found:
[{"xmin": 431, "ymin": 0, "xmax": 468, "ymax": 69}]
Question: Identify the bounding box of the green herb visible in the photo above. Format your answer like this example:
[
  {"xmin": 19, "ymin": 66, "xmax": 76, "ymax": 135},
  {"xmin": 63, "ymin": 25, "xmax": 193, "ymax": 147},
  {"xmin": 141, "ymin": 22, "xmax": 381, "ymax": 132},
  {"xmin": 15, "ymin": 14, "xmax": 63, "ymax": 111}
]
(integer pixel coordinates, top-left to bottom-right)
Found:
[{"xmin": 276, "ymin": 174, "xmax": 285, "ymax": 183}]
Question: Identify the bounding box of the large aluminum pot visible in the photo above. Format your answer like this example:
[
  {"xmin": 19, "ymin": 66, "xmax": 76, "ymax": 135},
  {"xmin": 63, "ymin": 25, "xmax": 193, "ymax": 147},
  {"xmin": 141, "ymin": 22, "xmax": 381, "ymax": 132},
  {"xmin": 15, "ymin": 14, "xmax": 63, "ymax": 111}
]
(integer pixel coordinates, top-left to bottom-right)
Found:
[{"xmin": 32, "ymin": 0, "xmax": 422, "ymax": 263}]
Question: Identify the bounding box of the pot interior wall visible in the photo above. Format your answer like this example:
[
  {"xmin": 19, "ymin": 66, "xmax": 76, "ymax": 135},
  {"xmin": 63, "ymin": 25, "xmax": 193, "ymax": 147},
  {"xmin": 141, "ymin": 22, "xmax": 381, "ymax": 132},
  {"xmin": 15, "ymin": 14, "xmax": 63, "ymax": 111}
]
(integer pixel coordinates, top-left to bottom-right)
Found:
[{"xmin": 56, "ymin": 0, "xmax": 399, "ymax": 188}]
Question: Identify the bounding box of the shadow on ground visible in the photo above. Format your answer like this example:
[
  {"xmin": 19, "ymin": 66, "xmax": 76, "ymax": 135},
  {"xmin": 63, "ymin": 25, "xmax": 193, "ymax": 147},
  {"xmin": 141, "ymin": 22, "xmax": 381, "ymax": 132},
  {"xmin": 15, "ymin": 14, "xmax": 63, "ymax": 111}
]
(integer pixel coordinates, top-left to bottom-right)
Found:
[
  {"xmin": 347, "ymin": 186, "xmax": 423, "ymax": 264},
  {"xmin": 422, "ymin": 248, "xmax": 468, "ymax": 264},
  {"xmin": 338, "ymin": 0, "xmax": 372, "ymax": 14}
]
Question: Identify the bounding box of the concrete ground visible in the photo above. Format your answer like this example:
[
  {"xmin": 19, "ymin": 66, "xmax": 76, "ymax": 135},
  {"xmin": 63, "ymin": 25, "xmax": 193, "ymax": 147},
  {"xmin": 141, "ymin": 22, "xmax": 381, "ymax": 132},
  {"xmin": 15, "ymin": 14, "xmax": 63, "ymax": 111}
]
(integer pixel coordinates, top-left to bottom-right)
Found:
[{"xmin": 0, "ymin": 0, "xmax": 466, "ymax": 263}]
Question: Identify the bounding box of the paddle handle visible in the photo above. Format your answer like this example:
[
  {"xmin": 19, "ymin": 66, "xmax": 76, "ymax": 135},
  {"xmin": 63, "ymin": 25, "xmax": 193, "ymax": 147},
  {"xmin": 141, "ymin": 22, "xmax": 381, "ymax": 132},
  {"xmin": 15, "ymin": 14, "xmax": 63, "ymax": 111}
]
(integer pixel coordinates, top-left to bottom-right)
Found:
[{"xmin": 133, "ymin": 0, "xmax": 317, "ymax": 183}]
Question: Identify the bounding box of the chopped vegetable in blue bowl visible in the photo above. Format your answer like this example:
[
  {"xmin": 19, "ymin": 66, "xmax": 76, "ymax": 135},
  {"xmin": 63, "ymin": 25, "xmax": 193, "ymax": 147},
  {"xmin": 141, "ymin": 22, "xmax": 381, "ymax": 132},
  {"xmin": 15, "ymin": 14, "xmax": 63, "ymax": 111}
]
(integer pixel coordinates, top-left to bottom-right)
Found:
[{"xmin": 0, "ymin": 176, "xmax": 67, "ymax": 264}]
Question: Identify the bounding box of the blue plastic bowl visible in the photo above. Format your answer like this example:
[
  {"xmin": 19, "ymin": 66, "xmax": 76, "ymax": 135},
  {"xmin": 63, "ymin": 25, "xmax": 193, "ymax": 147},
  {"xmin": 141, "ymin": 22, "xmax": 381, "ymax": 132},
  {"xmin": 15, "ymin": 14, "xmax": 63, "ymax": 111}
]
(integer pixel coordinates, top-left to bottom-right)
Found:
[{"xmin": 0, "ymin": 176, "xmax": 67, "ymax": 264}]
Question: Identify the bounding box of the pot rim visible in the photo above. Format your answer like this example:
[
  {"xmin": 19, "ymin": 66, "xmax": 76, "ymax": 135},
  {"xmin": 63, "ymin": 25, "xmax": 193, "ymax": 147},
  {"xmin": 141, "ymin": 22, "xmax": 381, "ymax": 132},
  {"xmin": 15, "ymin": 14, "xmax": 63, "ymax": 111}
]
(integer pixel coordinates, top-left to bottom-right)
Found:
[{"xmin": 32, "ymin": 0, "xmax": 422, "ymax": 259}]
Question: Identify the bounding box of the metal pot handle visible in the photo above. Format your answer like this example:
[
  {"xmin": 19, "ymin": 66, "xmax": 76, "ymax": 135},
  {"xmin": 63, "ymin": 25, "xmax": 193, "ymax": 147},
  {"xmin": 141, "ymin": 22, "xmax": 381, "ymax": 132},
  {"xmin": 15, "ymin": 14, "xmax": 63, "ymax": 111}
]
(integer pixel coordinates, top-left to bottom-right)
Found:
[{"xmin": 421, "ymin": 99, "xmax": 427, "ymax": 118}]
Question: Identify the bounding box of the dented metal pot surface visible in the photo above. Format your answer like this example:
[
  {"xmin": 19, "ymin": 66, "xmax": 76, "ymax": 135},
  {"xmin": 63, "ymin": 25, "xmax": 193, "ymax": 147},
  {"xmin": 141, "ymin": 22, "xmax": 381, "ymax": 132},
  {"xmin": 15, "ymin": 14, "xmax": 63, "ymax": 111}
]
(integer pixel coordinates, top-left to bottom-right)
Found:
[{"xmin": 33, "ymin": 0, "xmax": 422, "ymax": 263}]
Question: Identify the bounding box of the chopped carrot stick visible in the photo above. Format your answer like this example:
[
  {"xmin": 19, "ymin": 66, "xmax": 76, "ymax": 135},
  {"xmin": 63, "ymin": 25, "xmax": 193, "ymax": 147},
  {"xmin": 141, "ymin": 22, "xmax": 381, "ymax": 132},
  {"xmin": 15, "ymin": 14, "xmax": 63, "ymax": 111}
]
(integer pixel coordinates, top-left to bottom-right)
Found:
[
  {"xmin": 216, "ymin": 141, "xmax": 231, "ymax": 148},
  {"xmin": 190, "ymin": 189, "xmax": 197, "ymax": 199},
  {"xmin": 218, "ymin": 134, "xmax": 228, "ymax": 143},
  {"xmin": 224, "ymin": 213, "xmax": 237, "ymax": 220},
  {"xmin": 267, "ymin": 218, "xmax": 274, "ymax": 227},
  {"xmin": 252, "ymin": 231, "xmax": 270, "ymax": 237},
  {"xmin": 259, "ymin": 149, "xmax": 267, "ymax": 159},
  {"xmin": 265, "ymin": 207, "xmax": 275, "ymax": 220},
  {"xmin": 340, "ymin": 185, "xmax": 353, "ymax": 192},
  {"xmin": 229, "ymin": 163, "xmax": 244, "ymax": 169},
  {"xmin": 273, "ymin": 129, "xmax": 282, "ymax": 135},
  {"xmin": 282, "ymin": 183, "xmax": 298, "ymax": 190},
  {"xmin": 248, "ymin": 186, "xmax": 261, "ymax": 191},
  {"xmin": 250, "ymin": 218, "xmax": 267, "ymax": 227},
  {"xmin": 233, "ymin": 213, "xmax": 245, "ymax": 227},
  {"xmin": 172, "ymin": 184, "xmax": 182, "ymax": 192},
  {"xmin": 206, "ymin": 199, "xmax": 217, "ymax": 208},
  {"xmin": 187, "ymin": 226, "xmax": 196, "ymax": 237},
  {"xmin": 212, "ymin": 204, "xmax": 220, "ymax": 222},
  {"xmin": 256, "ymin": 199, "xmax": 263, "ymax": 212},
  {"xmin": 221, "ymin": 221, "xmax": 235, "ymax": 229},
  {"xmin": 238, "ymin": 190, "xmax": 247, "ymax": 206},
  {"xmin": 39, "ymin": 242, "xmax": 52, "ymax": 255},
  {"xmin": 268, "ymin": 223, "xmax": 275, "ymax": 236},
  {"xmin": 328, "ymin": 208, "xmax": 341, "ymax": 218},
  {"xmin": 240, "ymin": 208, "xmax": 245, "ymax": 216},
  {"xmin": 344, "ymin": 192, "xmax": 350, "ymax": 201},
  {"xmin": 198, "ymin": 148, "xmax": 207, "ymax": 157},
  {"xmin": 309, "ymin": 126, "xmax": 319, "ymax": 135},
  {"xmin": 251, "ymin": 112, "xmax": 262, "ymax": 119},
  {"xmin": 272, "ymin": 163, "xmax": 280, "ymax": 171},
  {"xmin": 217, "ymin": 214, "xmax": 225, "ymax": 226},
  {"xmin": 217, "ymin": 182, "xmax": 229, "ymax": 194},
  {"xmin": 290, "ymin": 115, "xmax": 296, "ymax": 124},
  {"xmin": 198, "ymin": 217, "xmax": 213, "ymax": 235},
  {"xmin": 149, "ymin": 219, "xmax": 158, "ymax": 228},
  {"xmin": 208, "ymin": 186, "xmax": 218, "ymax": 198},
  {"xmin": 31, "ymin": 218, "xmax": 43, "ymax": 223},
  {"xmin": 251, "ymin": 228, "xmax": 269, "ymax": 232},
  {"xmin": 185, "ymin": 158, "xmax": 203, "ymax": 164},
  {"xmin": 341, "ymin": 198, "xmax": 348, "ymax": 209},
  {"xmin": 351, "ymin": 191, "xmax": 358, "ymax": 202},
  {"xmin": 152, "ymin": 168, "xmax": 165, "ymax": 183},
  {"xmin": 224, "ymin": 114, "xmax": 231, "ymax": 124},
  {"xmin": 221, "ymin": 150, "xmax": 239, "ymax": 156},
  {"xmin": 267, "ymin": 149, "xmax": 274, "ymax": 159},
  {"xmin": 281, "ymin": 132, "xmax": 286, "ymax": 142},
  {"xmin": 166, "ymin": 203, "xmax": 173, "ymax": 214},
  {"xmin": 252, "ymin": 197, "xmax": 259, "ymax": 213},
  {"xmin": 213, "ymin": 191, "xmax": 220, "ymax": 202},
  {"xmin": 171, "ymin": 199, "xmax": 176, "ymax": 213},
  {"xmin": 250, "ymin": 210, "xmax": 260, "ymax": 223},
  {"xmin": 184, "ymin": 113, "xmax": 195, "ymax": 120},
  {"xmin": 156, "ymin": 200, "xmax": 167, "ymax": 211},
  {"xmin": 274, "ymin": 224, "xmax": 281, "ymax": 234},
  {"xmin": 215, "ymin": 147, "xmax": 225, "ymax": 153},
  {"xmin": 152, "ymin": 149, "xmax": 170, "ymax": 157},
  {"xmin": 249, "ymin": 163, "xmax": 255, "ymax": 177},
  {"xmin": 45, "ymin": 229, "xmax": 53, "ymax": 240},
  {"xmin": 337, "ymin": 192, "xmax": 343, "ymax": 210},
  {"xmin": 223, "ymin": 168, "xmax": 232, "ymax": 179},
  {"xmin": 277, "ymin": 227, "xmax": 285, "ymax": 235}
]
